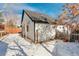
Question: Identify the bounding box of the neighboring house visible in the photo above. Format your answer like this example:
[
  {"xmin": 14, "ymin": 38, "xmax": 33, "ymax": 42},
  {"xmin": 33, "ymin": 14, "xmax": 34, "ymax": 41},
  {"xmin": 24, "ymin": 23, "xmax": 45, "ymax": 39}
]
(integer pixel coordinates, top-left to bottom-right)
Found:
[
  {"xmin": 21, "ymin": 10, "xmax": 56, "ymax": 43},
  {"xmin": 0, "ymin": 24, "xmax": 4, "ymax": 31},
  {"xmin": 5, "ymin": 19, "xmax": 21, "ymax": 34},
  {"xmin": 5, "ymin": 25, "xmax": 21, "ymax": 34},
  {"xmin": 0, "ymin": 11, "xmax": 21, "ymax": 34}
]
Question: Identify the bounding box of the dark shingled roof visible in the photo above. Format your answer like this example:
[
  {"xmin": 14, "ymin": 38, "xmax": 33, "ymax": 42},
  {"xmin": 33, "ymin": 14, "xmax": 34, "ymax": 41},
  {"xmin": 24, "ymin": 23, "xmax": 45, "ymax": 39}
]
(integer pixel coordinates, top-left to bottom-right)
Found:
[{"xmin": 21, "ymin": 10, "xmax": 54, "ymax": 24}]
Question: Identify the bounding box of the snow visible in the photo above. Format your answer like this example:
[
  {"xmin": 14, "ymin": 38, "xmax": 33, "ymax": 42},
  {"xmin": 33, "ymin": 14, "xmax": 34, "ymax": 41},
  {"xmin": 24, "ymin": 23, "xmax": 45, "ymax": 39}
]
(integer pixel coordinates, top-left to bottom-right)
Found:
[
  {"xmin": 35, "ymin": 24, "xmax": 56, "ymax": 41},
  {"xmin": 56, "ymin": 25, "xmax": 71, "ymax": 35},
  {"xmin": 42, "ymin": 40, "xmax": 79, "ymax": 56},
  {"xmin": 54, "ymin": 41, "xmax": 79, "ymax": 56},
  {"xmin": 0, "ymin": 34, "xmax": 79, "ymax": 56},
  {"xmin": 0, "ymin": 34, "xmax": 51, "ymax": 56},
  {"xmin": 0, "ymin": 41, "xmax": 8, "ymax": 56}
]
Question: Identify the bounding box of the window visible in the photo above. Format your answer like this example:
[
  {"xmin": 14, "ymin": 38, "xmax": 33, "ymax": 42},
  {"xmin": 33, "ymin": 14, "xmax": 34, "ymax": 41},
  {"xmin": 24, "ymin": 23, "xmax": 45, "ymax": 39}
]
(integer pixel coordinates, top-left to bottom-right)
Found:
[
  {"xmin": 27, "ymin": 25, "xmax": 29, "ymax": 32},
  {"xmin": 27, "ymin": 21, "xmax": 30, "ymax": 32}
]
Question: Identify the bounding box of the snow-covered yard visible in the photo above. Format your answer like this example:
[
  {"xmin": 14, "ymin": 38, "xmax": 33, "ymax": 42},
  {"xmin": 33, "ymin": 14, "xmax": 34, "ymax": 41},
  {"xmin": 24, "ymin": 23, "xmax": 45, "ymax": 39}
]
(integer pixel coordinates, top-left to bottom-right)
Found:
[
  {"xmin": 0, "ymin": 34, "xmax": 51, "ymax": 56},
  {"xmin": 42, "ymin": 40, "xmax": 79, "ymax": 56},
  {"xmin": 0, "ymin": 34, "xmax": 79, "ymax": 56}
]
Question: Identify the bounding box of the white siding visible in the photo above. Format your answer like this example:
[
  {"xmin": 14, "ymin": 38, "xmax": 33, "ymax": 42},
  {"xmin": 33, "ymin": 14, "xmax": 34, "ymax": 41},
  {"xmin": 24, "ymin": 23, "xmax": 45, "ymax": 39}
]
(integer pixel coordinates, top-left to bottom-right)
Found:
[
  {"xmin": 35, "ymin": 23, "xmax": 56, "ymax": 42},
  {"xmin": 22, "ymin": 12, "xmax": 34, "ymax": 41}
]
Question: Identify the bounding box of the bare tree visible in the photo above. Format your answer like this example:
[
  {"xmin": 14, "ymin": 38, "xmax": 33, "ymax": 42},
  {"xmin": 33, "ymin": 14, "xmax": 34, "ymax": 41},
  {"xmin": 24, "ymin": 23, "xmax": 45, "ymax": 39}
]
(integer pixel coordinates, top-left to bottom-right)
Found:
[{"xmin": 3, "ymin": 4, "xmax": 18, "ymax": 27}]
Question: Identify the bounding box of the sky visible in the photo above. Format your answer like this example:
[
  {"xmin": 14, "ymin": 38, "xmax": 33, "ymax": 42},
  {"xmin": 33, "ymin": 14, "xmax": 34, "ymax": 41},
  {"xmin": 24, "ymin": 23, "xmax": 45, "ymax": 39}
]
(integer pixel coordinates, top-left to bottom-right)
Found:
[{"xmin": 0, "ymin": 3, "xmax": 64, "ymax": 19}]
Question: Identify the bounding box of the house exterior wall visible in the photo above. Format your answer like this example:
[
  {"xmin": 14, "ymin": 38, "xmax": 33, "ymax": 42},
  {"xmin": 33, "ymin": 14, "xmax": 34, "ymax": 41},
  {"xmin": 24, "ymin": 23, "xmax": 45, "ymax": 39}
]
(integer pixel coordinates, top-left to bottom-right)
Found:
[
  {"xmin": 22, "ymin": 12, "xmax": 34, "ymax": 41},
  {"xmin": 22, "ymin": 20, "xmax": 25, "ymax": 37},
  {"xmin": 35, "ymin": 23, "xmax": 56, "ymax": 42}
]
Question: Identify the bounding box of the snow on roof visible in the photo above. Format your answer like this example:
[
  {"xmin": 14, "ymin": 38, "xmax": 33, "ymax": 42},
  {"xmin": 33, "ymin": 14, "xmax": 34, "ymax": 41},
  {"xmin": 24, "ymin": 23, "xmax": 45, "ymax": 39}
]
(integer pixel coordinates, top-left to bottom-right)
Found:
[{"xmin": 22, "ymin": 10, "xmax": 54, "ymax": 24}]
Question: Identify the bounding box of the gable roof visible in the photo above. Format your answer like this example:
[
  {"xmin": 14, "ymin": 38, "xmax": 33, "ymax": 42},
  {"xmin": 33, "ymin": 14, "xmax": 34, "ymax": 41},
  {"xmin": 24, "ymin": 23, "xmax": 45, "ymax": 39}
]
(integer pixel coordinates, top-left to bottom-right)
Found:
[{"xmin": 21, "ymin": 10, "xmax": 54, "ymax": 24}]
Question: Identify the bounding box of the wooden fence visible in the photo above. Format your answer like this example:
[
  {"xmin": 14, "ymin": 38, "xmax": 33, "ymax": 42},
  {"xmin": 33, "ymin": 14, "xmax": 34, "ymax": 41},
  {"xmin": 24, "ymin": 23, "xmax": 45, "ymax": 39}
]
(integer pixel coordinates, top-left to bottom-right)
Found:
[{"xmin": 70, "ymin": 34, "xmax": 79, "ymax": 42}]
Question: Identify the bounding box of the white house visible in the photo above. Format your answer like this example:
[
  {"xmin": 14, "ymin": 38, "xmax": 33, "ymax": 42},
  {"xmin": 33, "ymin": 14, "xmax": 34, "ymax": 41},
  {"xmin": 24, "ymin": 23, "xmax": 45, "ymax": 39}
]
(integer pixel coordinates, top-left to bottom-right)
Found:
[{"xmin": 21, "ymin": 10, "xmax": 56, "ymax": 43}]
